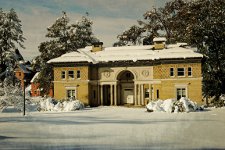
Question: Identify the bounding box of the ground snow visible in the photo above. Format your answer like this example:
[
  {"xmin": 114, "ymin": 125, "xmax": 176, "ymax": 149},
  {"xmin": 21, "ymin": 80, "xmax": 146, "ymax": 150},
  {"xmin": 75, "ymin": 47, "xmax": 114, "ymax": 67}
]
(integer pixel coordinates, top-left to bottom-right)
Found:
[
  {"xmin": 1, "ymin": 107, "xmax": 225, "ymax": 149},
  {"xmin": 146, "ymin": 98, "xmax": 199, "ymax": 113}
]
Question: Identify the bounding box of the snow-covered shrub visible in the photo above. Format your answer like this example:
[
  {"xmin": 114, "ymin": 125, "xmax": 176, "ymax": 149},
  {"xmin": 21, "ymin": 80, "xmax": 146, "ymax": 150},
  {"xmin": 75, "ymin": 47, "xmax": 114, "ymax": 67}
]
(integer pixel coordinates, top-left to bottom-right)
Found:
[
  {"xmin": 37, "ymin": 97, "xmax": 84, "ymax": 112},
  {"xmin": 179, "ymin": 97, "xmax": 198, "ymax": 112},
  {"xmin": 39, "ymin": 97, "xmax": 55, "ymax": 111},
  {"xmin": 146, "ymin": 98, "xmax": 201, "ymax": 113},
  {"xmin": 0, "ymin": 77, "xmax": 24, "ymax": 112},
  {"xmin": 146, "ymin": 100, "xmax": 164, "ymax": 112},
  {"xmin": 161, "ymin": 99, "xmax": 176, "ymax": 113},
  {"xmin": 63, "ymin": 100, "xmax": 84, "ymax": 111}
]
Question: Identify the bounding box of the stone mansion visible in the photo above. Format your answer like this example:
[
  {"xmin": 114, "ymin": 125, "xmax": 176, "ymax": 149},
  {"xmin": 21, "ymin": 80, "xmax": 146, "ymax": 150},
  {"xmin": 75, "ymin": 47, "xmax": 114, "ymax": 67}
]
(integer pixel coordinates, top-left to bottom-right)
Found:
[{"xmin": 48, "ymin": 38, "xmax": 203, "ymax": 106}]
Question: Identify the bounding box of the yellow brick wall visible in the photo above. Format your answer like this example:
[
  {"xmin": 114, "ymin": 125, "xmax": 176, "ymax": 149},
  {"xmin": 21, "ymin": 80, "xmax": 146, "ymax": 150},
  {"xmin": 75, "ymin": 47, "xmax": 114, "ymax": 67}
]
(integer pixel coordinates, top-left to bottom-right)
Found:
[
  {"xmin": 157, "ymin": 80, "xmax": 202, "ymax": 103},
  {"xmin": 54, "ymin": 66, "xmax": 89, "ymax": 81},
  {"xmin": 53, "ymin": 66, "xmax": 90, "ymax": 105},
  {"xmin": 153, "ymin": 62, "xmax": 203, "ymax": 104},
  {"xmin": 153, "ymin": 63, "xmax": 202, "ymax": 79}
]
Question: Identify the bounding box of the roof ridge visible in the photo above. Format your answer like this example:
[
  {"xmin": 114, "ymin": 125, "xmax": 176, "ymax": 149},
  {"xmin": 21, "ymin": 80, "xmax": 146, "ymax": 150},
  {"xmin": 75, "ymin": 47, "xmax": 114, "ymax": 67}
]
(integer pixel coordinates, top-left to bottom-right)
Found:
[{"xmin": 78, "ymin": 49, "xmax": 98, "ymax": 64}]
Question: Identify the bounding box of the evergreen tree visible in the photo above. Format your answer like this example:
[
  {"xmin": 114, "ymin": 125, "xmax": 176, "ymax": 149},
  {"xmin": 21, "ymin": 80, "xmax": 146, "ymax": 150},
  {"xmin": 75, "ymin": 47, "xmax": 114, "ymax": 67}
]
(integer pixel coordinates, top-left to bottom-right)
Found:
[
  {"xmin": 114, "ymin": 0, "xmax": 225, "ymax": 105},
  {"xmin": 0, "ymin": 8, "xmax": 25, "ymax": 76},
  {"xmin": 70, "ymin": 16, "xmax": 99, "ymax": 48},
  {"xmin": 35, "ymin": 12, "xmax": 99, "ymax": 95},
  {"xmin": 115, "ymin": 25, "xmax": 144, "ymax": 46}
]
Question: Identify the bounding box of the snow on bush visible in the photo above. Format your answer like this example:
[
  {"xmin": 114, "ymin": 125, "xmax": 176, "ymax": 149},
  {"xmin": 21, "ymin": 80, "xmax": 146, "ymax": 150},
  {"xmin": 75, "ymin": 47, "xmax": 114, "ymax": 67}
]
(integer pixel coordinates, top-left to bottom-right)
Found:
[
  {"xmin": 63, "ymin": 100, "xmax": 84, "ymax": 111},
  {"xmin": 37, "ymin": 97, "xmax": 84, "ymax": 112},
  {"xmin": 146, "ymin": 97, "xmax": 201, "ymax": 113}
]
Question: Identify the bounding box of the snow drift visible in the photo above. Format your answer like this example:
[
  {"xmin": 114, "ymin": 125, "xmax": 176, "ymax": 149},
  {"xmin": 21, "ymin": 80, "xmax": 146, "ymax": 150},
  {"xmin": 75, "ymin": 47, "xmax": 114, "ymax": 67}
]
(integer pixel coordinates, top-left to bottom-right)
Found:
[
  {"xmin": 146, "ymin": 97, "xmax": 202, "ymax": 113},
  {"xmin": 38, "ymin": 97, "xmax": 84, "ymax": 112},
  {"xmin": 1, "ymin": 96, "xmax": 85, "ymax": 113}
]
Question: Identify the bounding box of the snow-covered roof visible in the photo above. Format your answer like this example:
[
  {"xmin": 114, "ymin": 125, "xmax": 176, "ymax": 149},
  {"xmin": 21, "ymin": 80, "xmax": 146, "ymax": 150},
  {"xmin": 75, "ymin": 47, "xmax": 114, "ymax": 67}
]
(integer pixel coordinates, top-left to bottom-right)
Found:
[
  {"xmin": 17, "ymin": 64, "xmax": 31, "ymax": 73},
  {"xmin": 31, "ymin": 72, "xmax": 40, "ymax": 83},
  {"xmin": 153, "ymin": 37, "xmax": 167, "ymax": 42},
  {"xmin": 47, "ymin": 44, "xmax": 203, "ymax": 64},
  {"xmin": 47, "ymin": 51, "xmax": 93, "ymax": 63}
]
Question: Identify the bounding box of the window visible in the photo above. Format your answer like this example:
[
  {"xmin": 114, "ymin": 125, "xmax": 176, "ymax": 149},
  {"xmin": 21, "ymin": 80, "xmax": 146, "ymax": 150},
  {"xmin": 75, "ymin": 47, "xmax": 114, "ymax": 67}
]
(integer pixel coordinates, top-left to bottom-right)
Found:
[
  {"xmin": 176, "ymin": 88, "xmax": 186, "ymax": 100},
  {"xmin": 157, "ymin": 90, "xmax": 159, "ymax": 99},
  {"xmin": 67, "ymin": 90, "xmax": 76, "ymax": 99},
  {"xmin": 177, "ymin": 68, "xmax": 185, "ymax": 77},
  {"xmin": 61, "ymin": 71, "xmax": 66, "ymax": 79},
  {"xmin": 77, "ymin": 70, "xmax": 81, "ymax": 78},
  {"xmin": 145, "ymin": 89, "xmax": 149, "ymax": 98},
  {"xmin": 170, "ymin": 68, "xmax": 174, "ymax": 77},
  {"xmin": 188, "ymin": 67, "xmax": 192, "ymax": 76},
  {"xmin": 68, "ymin": 71, "xmax": 74, "ymax": 79}
]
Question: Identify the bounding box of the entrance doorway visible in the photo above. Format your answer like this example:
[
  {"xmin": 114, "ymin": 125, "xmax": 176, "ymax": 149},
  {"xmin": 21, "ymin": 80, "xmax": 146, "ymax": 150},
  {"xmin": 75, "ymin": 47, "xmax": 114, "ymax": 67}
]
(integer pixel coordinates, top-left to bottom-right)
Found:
[
  {"xmin": 103, "ymin": 85, "xmax": 110, "ymax": 105},
  {"xmin": 117, "ymin": 70, "xmax": 134, "ymax": 105}
]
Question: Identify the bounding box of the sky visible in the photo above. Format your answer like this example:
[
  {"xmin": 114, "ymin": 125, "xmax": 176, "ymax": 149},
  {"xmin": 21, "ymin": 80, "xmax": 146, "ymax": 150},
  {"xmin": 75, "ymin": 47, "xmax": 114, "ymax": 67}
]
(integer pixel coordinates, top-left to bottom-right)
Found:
[{"xmin": 0, "ymin": 0, "xmax": 171, "ymax": 60}]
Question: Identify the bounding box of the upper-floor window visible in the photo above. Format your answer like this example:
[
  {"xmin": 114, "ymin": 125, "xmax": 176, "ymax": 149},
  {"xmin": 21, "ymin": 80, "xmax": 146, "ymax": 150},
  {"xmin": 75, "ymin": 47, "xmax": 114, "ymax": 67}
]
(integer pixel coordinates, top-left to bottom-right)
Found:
[
  {"xmin": 188, "ymin": 67, "xmax": 192, "ymax": 77},
  {"xmin": 77, "ymin": 70, "xmax": 81, "ymax": 78},
  {"xmin": 61, "ymin": 71, "xmax": 66, "ymax": 79},
  {"xmin": 68, "ymin": 71, "xmax": 74, "ymax": 79},
  {"xmin": 170, "ymin": 68, "xmax": 174, "ymax": 77},
  {"xmin": 177, "ymin": 68, "xmax": 185, "ymax": 77}
]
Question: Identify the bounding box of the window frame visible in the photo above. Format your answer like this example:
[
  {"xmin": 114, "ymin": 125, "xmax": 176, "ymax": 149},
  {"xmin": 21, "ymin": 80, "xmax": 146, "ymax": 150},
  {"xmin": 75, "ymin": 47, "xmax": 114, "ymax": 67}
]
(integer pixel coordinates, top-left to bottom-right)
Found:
[
  {"xmin": 188, "ymin": 67, "xmax": 192, "ymax": 77},
  {"xmin": 176, "ymin": 88, "xmax": 187, "ymax": 100},
  {"xmin": 61, "ymin": 71, "xmax": 66, "ymax": 79},
  {"xmin": 170, "ymin": 68, "xmax": 174, "ymax": 77},
  {"xmin": 67, "ymin": 89, "xmax": 76, "ymax": 99},
  {"xmin": 68, "ymin": 70, "xmax": 74, "ymax": 79},
  {"xmin": 177, "ymin": 68, "xmax": 185, "ymax": 77},
  {"xmin": 77, "ymin": 70, "xmax": 81, "ymax": 79}
]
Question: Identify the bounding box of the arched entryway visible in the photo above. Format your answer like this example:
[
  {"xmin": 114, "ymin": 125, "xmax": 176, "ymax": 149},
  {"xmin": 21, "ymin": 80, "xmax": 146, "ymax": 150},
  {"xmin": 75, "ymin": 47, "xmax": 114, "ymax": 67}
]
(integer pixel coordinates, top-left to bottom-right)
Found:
[{"xmin": 117, "ymin": 70, "xmax": 134, "ymax": 105}]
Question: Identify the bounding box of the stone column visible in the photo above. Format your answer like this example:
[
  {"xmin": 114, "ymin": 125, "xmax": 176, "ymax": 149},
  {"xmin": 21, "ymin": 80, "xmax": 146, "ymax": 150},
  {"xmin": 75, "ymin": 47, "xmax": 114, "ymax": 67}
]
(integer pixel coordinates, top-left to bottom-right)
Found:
[
  {"xmin": 134, "ymin": 83, "xmax": 137, "ymax": 105},
  {"xmin": 114, "ymin": 84, "xmax": 117, "ymax": 106},
  {"xmin": 138, "ymin": 84, "xmax": 141, "ymax": 105},
  {"xmin": 148, "ymin": 84, "xmax": 151, "ymax": 101},
  {"xmin": 110, "ymin": 84, "xmax": 113, "ymax": 105},
  {"xmin": 141, "ymin": 84, "xmax": 144, "ymax": 105}
]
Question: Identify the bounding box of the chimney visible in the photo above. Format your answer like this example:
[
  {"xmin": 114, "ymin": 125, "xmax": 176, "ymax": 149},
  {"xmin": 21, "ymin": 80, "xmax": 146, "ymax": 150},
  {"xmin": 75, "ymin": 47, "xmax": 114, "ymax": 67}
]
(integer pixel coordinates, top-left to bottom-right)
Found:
[
  {"xmin": 91, "ymin": 42, "xmax": 103, "ymax": 52},
  {"xmin": 153, "ymin": 37, "xmax": 167, "ymax": 50}
]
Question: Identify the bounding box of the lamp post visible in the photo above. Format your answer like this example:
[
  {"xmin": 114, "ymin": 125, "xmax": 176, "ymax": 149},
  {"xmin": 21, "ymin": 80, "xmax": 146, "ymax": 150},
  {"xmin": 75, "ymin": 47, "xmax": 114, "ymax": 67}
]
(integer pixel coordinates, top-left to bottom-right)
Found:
[{"xmin": 23, "ymin": 79, "xmax": 26, "ymax": 116}]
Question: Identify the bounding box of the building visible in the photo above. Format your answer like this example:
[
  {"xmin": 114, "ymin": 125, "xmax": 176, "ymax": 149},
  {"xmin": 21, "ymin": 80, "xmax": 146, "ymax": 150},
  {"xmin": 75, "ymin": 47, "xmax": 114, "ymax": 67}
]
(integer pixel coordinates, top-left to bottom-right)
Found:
[
  {"xmin": 48, "ymin": 38, "xmax": 203, "ymax": 106},
  {"xmin": 30, "ymin": 72, "xmax": 54, "ymax": 97},
  {"xmin": 14, "ymin": 63, "xmax": 34, "ymax": 89}
]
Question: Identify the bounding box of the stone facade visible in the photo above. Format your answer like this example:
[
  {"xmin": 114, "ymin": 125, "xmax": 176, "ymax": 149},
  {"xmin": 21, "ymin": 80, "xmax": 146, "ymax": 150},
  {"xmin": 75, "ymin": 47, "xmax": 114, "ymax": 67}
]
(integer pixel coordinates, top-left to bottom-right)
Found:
[{"xmin": 52, "ymin": 59, "xmax": 202, "ymax": 106}]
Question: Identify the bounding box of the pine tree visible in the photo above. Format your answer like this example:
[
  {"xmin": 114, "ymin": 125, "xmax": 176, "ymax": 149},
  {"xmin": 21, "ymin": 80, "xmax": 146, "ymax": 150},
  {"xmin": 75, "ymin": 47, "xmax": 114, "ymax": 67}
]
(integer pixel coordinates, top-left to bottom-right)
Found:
[
  {"xmin": 0, "ymin": 8, "xmax": 25, "ymax": 74},
  {"xmin": 116, "ymin": 25, "xmax": 144, "ymax": 45},
  {"xmin": 35, "ymin": 12, "xmax": 99, "ymax": 95},
  {"xmin": 114, "ymin": 0, "xmax": 225, "ymax": 105}
]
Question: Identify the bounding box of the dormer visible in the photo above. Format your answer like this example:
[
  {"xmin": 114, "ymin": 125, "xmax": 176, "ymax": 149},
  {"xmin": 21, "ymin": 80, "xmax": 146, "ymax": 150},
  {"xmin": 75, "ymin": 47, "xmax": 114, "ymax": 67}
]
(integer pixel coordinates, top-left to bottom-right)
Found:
[
  {"xmin": 91, "ymin": 42, "xmax": 103, "ymax": 52},
  {"xmin": 153, "ymin": 37, "xmax": 167, "ymax": 50}
]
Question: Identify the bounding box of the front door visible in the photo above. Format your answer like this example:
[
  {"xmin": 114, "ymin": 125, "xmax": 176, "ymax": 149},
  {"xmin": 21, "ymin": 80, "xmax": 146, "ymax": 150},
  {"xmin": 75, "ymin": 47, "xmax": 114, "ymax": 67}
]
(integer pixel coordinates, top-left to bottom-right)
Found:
[{"xmin": 123, "ymin": 89, "xmax": 134, "ymax": 104}]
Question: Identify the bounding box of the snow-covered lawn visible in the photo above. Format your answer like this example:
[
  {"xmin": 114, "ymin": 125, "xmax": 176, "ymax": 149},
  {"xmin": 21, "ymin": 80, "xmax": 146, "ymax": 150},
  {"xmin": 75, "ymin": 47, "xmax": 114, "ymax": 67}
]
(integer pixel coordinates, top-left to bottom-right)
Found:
[{"xmin": 1, "ymin": 107, "xmax": 225, "ymax": 150}]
